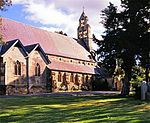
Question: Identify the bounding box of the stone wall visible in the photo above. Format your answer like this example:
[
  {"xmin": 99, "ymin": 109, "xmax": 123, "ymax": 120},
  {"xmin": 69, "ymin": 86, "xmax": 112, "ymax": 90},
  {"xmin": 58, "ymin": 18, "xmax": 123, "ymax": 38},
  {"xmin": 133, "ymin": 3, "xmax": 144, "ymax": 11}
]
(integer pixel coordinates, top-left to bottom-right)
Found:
[
  {"xmin": 3, "ymin": 46, "xmax": 27, "ymax": 95},
  {"xmin": 3, "ymin": 47, "xmax": 49, "ymax": 95},
  {"xmin": 6, "ymin": 85, "xmax": 27, "ymax": 95},
  {"xmin": 28, "ymin": 50, "xmax": 48, "ymax": 88},
  {"xmin": 48, "ymin": 54, "xmax": 96, "ymax": 92},
  {"xmin": 2, "ymin": 46, "xmax": 96, "ymax": 95},
  {"xmin": 3, "ymin": 47, "xmax": 27, "ymax": 85},
  {"xmin": 5, "ymin": 85, "xmax": 47, "ymax": 95},
  {"xmin": 29, "ymin": 86, "xmax": 47, "ymax": 94},
  {"xmin": 51, "ymin": 70, "xmax": 93, "ymax": 92}
]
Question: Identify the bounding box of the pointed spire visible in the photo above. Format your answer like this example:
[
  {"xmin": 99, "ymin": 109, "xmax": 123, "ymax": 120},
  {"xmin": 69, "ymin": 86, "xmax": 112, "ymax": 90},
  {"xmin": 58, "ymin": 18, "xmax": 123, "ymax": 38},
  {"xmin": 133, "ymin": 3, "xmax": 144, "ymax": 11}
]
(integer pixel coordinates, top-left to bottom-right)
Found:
[
  {"xmin": 82, "ymin": 6, "xmax": 85, "ymax": 15},
  {"xmin": 80, "ymin": 6, "xmax": 85, "ymax": 20},
  {"xmin": 83, "ymin": 6, "xmax": 85, "ymax": 13}
]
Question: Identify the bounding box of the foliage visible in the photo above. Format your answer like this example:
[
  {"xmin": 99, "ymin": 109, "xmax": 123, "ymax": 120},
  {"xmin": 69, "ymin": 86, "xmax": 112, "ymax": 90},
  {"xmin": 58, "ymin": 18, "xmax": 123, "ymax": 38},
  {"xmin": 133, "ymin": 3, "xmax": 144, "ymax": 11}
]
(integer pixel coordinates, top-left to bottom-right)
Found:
[
  {"xmin": 0, "ymin": 95, "xmax": 149, "ymax": 123},
  {"xmin": 92, "ymin": 78, "xmax": 109, "ymax": 91},
  {"xmin": 129, "ymin": 66, "xmax": 144, "ymax": 98},
  {"xmin": 130, "ymin": 66, "xmax": 145, "ymax": 87},
  {"xmin": 0, "ymin": 0, "xmax": 12, "ymax": 44},
  {"xmin": 0, "ymin": 0, "xmax": 12, "ymax": 11},
  {"xmin": 55, "ymin": 31, "xmax": 67, "ymax": 36},
  {"xmin": 0, "ymin": 34, "xmax": 4, "ymax": 44},
  {"xmin": 0, "ymin": 18, "xmax": 4, "ymax": 44},
  {"xmin": 95, "ymin": 0, "xmax": 150, "ymax": 96}
]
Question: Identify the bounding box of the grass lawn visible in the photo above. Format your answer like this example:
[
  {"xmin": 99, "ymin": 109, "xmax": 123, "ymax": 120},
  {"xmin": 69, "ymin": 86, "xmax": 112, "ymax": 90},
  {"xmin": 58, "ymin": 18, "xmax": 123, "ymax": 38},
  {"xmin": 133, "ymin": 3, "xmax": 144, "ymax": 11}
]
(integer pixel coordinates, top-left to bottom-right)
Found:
[{"xmin": 0, "ymin": 94, "xmax": 150, "ymax": 123}]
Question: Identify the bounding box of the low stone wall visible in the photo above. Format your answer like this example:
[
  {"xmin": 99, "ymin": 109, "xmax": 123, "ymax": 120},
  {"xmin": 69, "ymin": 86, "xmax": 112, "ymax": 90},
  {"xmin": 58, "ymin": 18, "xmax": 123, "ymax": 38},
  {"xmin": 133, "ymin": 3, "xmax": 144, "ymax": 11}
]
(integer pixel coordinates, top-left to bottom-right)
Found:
[
  {"xmin": 5, "ymin": 85, "xmax": 47, "ymax": 95},
  {"xmin": 29, "ymin": 86, "xmax": 47, "ymax": 94},
  {"xmin": 52, "ymin": 81, "xmax": 92, "ymax": 92},
  {"xmin": 6, "ymin": 85, "xmax": 27, "ymax": 95}
]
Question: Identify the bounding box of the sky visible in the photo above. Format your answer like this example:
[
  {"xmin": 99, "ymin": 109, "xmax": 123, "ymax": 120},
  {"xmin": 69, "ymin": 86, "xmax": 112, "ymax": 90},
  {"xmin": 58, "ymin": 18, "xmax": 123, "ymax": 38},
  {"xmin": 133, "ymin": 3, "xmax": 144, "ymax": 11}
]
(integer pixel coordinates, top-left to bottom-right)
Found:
[{"xmin": 0, "ymin": 0, "xmax": 121, "ymax": 40}]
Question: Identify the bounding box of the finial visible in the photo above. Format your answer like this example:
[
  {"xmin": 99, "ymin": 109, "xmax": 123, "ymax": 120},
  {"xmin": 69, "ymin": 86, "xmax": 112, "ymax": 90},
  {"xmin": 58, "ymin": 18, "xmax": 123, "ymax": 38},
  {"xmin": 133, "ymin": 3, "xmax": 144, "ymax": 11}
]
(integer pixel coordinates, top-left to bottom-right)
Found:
[{"xmin": 83, "ymin": 6, "xmax": 85, "ymax": 12}]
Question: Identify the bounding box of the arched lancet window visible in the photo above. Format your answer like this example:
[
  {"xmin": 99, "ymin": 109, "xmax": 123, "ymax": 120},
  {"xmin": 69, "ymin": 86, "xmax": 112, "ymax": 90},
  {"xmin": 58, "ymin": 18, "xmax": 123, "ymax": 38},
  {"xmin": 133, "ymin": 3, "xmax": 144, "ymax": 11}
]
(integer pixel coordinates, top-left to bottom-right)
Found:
[
  {"xmin": 70, "ymin": 73, "xmax": 74, "ymax": 82},
  {"xmin": 86, "ymin": 75, "xmax": 88, "ymax": 82},
  {"xmin": 82, "ymin": 74, "xmax": 84, "ymax": 83},
  {"xmin": 63, "ymin": 73, "xmax": 66, "ymax": 83},
  {"xmin": 35, "ymin": 63, "xmax": 40, "ymax": 76},
  {"xmin": 14, "ymin": 60, "xmax": 21, "ymax": 75},
  {"xmin": 58, "ymin": 72, "xmax": 62, "ymax": 82},
  {"xmin": 75, "ymin": 74, "xmax": 78, "ymax": 82},
  {"xmin": 75, "ymin": 74, "xmax": 79, "ymax": 85},
  {"xmin": 90, "ymin": 75, "xmax": 93, "ymax": 81}
]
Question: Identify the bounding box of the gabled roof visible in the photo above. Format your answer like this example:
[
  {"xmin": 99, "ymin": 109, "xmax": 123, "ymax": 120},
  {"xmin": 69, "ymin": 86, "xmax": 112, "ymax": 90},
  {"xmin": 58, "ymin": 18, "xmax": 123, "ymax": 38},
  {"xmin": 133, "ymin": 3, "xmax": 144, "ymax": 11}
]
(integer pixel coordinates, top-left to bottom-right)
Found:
[
  {"xmin": 1, "ymin": 17, "xmax": 92, "ymax": 61},
  {"xmin": 24, "ymin": 44, "xmax": 37, "ymax": 53},
  {"xmin": 0, "ymin": 39, "xmax": 28, "ymax": 57},
  {"xmin": 25, "ymin": 43, "xmax": 50, "ymax": 64},
  {"xmin": 0, "ymin": 39, "xmax": 16, "ymax": 55},
  {"xmin": 0, "ymin": 45, "xmax": 3, "ymax": 53}
]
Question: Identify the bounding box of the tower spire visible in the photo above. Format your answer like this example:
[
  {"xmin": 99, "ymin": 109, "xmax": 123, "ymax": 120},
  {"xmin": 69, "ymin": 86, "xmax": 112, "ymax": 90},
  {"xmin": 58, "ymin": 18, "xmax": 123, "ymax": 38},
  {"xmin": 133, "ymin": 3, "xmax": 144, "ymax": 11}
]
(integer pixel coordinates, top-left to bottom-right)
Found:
[
  {"xmin": 77, "ymin": 9, "xmax": 93, "ymax": 52},
  {"xmin": 83, "ymin": 6, "xmax": 84, "ymax": 12}
]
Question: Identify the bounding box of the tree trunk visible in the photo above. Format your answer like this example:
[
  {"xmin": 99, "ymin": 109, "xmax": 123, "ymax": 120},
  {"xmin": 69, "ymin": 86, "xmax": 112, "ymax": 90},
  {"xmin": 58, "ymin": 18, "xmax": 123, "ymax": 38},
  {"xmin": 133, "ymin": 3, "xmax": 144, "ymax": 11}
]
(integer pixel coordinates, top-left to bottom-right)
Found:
[
  {"xmin": 121, "ymin": 75, "xmax": 130, "ymax": 95},
  {"xmin": 121, "ymin": 70, "xmax": 132, "ymax": 96},
  {"xmin": 0, "ymin": 18, "xmax": 5, "ymax": 44},
  {"xmin": 145, "ymin": 66, "xmax": 149, "ymax": 82}
]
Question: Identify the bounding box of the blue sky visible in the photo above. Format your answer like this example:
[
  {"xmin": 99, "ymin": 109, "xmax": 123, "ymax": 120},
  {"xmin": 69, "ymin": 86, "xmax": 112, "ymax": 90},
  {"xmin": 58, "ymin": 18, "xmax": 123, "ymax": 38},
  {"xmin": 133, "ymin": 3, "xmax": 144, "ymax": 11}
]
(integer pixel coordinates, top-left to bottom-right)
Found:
[
  {"xmin": 0, "ymin": 4, "xmax": 46, "ymax": 27},
  {"xmin": 0, "ymin": 0, "xmax": 120, "ymax": 39}
]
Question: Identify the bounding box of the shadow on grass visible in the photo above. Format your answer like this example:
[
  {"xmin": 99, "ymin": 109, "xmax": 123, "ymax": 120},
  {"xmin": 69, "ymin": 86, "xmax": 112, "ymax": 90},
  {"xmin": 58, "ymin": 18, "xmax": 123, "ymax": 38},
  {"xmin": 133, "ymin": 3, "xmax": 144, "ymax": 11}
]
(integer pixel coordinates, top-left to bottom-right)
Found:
[{"xmin": 0, "ymin": 95, "xmax": 149, "ymax": 123}]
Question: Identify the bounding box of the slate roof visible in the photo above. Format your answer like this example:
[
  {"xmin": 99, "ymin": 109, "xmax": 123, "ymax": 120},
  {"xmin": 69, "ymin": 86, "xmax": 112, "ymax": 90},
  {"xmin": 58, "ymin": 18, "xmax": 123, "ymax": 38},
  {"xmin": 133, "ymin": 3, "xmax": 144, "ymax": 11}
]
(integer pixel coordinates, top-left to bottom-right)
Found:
[
  {"xmin": 24, "ymin": 43, "xmax": 50, "ymax": 64},
  {"xmin": 0, "ymin": 39, "xmax": 16, "ymax": 55},
  {"xmin": 0, "ymin": 39, "xmax": 28, "ymax": 56},
  {"xmin": 1, "ymin": 18, "xmax": 92, "ymax": 61},
  {"xmin": 24, "ymin": 44, "xmax": 38, "ymax": 53}
]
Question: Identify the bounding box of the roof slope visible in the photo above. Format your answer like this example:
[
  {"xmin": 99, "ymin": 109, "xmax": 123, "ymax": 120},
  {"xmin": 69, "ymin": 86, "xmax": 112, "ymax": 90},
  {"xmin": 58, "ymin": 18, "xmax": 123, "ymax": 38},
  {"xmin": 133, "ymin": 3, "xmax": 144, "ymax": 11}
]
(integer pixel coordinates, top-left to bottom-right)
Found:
[
  {"xmin": 1, "ymin": 18, "xmax": 92, "ymax": 61},
  {"xmin": 24, "ymin": 43, "xmax": 50, "ymax": 64},
  {"xmin": 0, "ymin": 39, "xmax": 28, "ymax": 56},
  {"xmin": 24, "ymin": 44, "xmax": 38, "ymax": 53},
  {"xmin": 49, "ymin": 59, "xmax": 96, "ymax": 74}
]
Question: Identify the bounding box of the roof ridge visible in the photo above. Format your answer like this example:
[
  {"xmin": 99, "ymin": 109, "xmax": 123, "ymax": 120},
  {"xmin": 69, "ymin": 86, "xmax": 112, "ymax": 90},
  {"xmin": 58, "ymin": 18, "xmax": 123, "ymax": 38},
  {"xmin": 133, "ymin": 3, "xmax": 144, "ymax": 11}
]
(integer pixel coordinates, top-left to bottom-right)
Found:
[{"xmin": 1, "ymin": 17, "xmax": 75, "ymax": 39}]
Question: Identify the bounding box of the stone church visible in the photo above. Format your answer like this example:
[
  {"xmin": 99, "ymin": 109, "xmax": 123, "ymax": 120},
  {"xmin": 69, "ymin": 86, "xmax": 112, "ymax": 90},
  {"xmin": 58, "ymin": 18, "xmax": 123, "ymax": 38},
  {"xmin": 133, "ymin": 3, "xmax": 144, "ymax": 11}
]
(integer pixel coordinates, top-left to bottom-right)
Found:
[{"xmin": 0, "ymin": 11, "xmax": 101, "ymax": 95}]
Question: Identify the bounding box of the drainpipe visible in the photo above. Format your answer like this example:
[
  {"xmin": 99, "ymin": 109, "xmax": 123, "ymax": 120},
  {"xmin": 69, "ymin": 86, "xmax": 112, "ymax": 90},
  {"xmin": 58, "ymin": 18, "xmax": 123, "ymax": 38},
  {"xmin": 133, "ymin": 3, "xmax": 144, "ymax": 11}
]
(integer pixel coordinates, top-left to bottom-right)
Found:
[{"xmin": 26, "ymin": 56, "xmax": 29, "ymax": 94}]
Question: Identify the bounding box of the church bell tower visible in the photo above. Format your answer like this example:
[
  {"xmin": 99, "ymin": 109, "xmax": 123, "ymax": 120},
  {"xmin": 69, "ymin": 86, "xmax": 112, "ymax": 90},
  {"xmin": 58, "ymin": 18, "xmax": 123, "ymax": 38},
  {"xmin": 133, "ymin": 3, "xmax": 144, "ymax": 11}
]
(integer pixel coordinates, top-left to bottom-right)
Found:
[{"xmin": 77, "ymin": 10, "xmax": 92, "ymax": 52}]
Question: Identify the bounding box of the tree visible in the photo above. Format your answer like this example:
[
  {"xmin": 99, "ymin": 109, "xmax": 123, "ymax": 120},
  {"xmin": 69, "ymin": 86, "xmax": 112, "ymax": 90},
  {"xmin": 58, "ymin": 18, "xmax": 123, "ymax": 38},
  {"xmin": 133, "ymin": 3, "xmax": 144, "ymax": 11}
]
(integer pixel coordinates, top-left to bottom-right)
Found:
[
  {"xmin": 55, "ymin": 31, "xmax": 67, "ymax": 36},
  {"xmin": 0, "ymin": 0, "xmax": 12, "ymax": 10},
  {"xmin": 95, "ymin": 0, "xmax": 149, "ymax": 96},
  {"xmin": 0, "ymin": 0, "xmax": 12, "ymax": 44}
]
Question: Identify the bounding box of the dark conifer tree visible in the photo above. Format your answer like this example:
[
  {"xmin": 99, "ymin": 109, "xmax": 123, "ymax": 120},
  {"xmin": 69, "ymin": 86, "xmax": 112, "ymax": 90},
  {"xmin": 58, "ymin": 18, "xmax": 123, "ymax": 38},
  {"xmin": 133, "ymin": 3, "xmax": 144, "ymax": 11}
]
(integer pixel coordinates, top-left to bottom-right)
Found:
[{"xmin": 95, "ymin": 0, "xmax": 150, "ymax": 96}]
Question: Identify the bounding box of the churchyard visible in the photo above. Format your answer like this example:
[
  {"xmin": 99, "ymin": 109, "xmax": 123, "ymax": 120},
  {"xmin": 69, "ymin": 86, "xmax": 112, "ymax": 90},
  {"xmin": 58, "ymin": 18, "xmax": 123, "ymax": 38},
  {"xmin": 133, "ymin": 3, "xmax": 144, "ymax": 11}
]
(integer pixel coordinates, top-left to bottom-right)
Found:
[{"xmin": 0, "ymin": 94, "xmax": 149, "ymax": 123}]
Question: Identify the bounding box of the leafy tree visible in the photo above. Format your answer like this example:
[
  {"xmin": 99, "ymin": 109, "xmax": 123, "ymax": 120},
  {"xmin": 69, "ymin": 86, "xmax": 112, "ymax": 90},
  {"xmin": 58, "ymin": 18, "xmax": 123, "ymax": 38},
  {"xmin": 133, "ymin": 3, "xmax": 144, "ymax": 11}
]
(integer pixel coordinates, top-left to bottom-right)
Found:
[
  {"xmin": 0, "ymin": 0, "xmax": 12, "ymax": 10},
  {"xmin": 55, "ymin": 31, "xmax": 67, "ymax": 36},
  {"xmin": 0, "ymin": 0, "xmax": 12, "ymax": 44},
  {"xmin": 95, "ymin": 0, "xmax": 150, "ymax": 96}
]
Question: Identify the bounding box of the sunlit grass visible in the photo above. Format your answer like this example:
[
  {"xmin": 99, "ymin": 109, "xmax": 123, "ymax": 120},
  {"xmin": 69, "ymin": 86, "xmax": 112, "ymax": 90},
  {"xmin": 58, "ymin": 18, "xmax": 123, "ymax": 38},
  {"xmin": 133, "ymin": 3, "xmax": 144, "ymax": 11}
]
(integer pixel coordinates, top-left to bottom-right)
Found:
[{"xmin": 0, "ymin": 95, "xmax": 149, "ymax": 123}]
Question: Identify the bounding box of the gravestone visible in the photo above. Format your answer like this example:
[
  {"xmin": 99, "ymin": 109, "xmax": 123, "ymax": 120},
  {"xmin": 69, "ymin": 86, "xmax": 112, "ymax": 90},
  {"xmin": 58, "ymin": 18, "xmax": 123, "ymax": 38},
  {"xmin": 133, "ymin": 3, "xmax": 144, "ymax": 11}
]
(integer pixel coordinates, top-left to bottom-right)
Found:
[
  {"xmin": 146, "ymin": 82, "xmax": 150, "ymax": 100},
  {"xmin": 147, "ymin": 82, "xmax": 150, "ymax": 92},
  {"xmin": 141, "ymin": 81, "xmax": 148, "ymax": 100}
]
